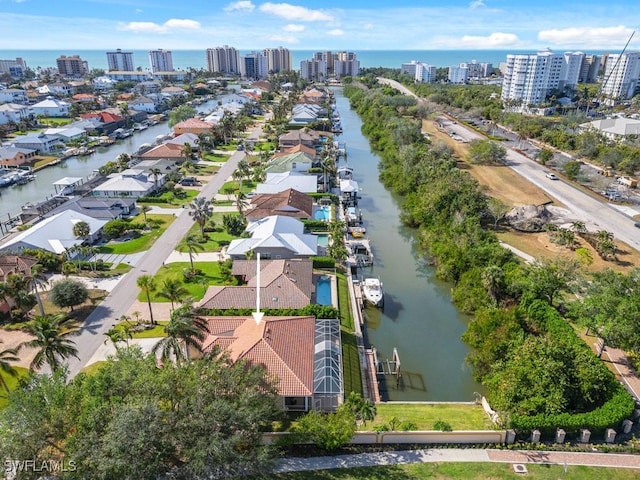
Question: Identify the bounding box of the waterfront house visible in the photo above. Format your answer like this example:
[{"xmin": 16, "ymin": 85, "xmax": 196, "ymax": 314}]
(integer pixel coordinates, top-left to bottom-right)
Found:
[
  {"xmin": 245, "ymin": 188, "xmax": 313, "ymax": 222},
  {"xmin": 37, "ymin": 83, "xmax": 72, "ymax": 97},
  {"xmin": 226, "ymin": 215, "xmax": 318, "ymax": 260},
  {"xmin": 265, "ymin": 151, "xmax": 313, "ymax": 174},
  {"xmin": 29, "ymin": 97, "xmax": 70, "ymax": 117},
  {"xmin": 160, "ymin": 86, "xmax": 187, "ymax": 98},
  {"xmin": 197, "ymin": 258, "xmax": 314, "ymax": 310},
  {"xmin": 0, "ymin": 146, "xmax": 37, "ymax": 167},
  {"xmin": 79, "ymin": 111, "xmax": 125, "ymax": 135},
  {"xmin": 278, "ymin": 128, "xmax": 329, "ymax": 150},
  {"xmin": 128, "ymin": 96, "xmax": 160, "ymax": 113},
  {"xmin": 274, "ymin": 144, "xmax": 317, "ymax": 162},
  {"xmin": 0, "ymin": 103, "xmax": 30, "ymax": 125},
  {"xmin": 0, "ymin": 255, "xmax": 37, "ymax": 314},
  {"xmin": 44, "ymin": 197, "xmax": 136, "ymax": 221},
  {"xmin": 10, "ymin": 133, "xmax": 62, "ymax": 154},
  {"xmin": 43, "ymin": 126, "xmax": 87, "ymax": 142},
  {"xmin": 165, "ymin": 133, "xmax": 199, "ymax": 150},
  {"xmin": 92, "ymin": 168, "xmax": 163, "ymax": 198},
  {"xmin": 138, "ymin": 142, "xmax": 187, "ymax": 161},
  {"xmin": 0, "ymin": 210, "xmax": 107, "ymax": 254},
  {"xmin": 193, "ymin": 315, "xmax": 342, "ymax": 412},
  {"xmin": 255, "ymin": 171, "xmax": 318, "ymax": 194},
  {"xmin": 298, "ymin": 87, "xmax": 328, "ymax": 104},
  {"xmin": 172, "ymin": 118, "xmax": 213, "ymax": 135},
  {"xmin": 134, "ymin": 81, "xmax": 162, "ymax": 94}
]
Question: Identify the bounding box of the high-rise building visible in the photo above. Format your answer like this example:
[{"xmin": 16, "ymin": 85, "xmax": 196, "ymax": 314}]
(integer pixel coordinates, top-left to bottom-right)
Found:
[
  {"xmin": 205, "ymin": 45, "xmax": 240, "ymax": 75},
  {"xmin": 448, "ymin": 65, "xmax": 468, "ymax": 84},
  {"xmin": 313, "ymin": 51, "xmax": 334, "ymax": 74},
  {"xmin": 334, "ymin": 51, "xmax": 359, "ymax": 79},
  {"xmin": 148, "ymin": 49, "xmax": 174, "ymax": 73},
  {"xmin": 601, "ymin": 51, "xmax": 640, "ymax": 103},
  {"xmin": 401, "ymin": 61, "xmax": 436, "ymax": 83},
  {"xmin": 300, "ymin": 59, "xmax": 328, "ymax": 82},
  {"xmin": 501, "ymin": 49, "xmax": 584, "ymax": 106},
  {"xmin": 579, "ymin": 54, "xmax": 601, "ymax": 83},
  {"xmin": 56, "ymin": 55, "xmax": 89, "ymax": 77},
  {"xmin": 262, "ymin": 47, "xmax": 293, "ymax": 74},
  {"xmin": 106, "ymin": 49, "xmax": 134, "ymax": 71},
  {"xmin": 240, "ymin": 52, "xmax": 268, "ymax": 80},
  {"xmin": 0, "ymin": 57, "xmax": 26, "ymax": 78}
]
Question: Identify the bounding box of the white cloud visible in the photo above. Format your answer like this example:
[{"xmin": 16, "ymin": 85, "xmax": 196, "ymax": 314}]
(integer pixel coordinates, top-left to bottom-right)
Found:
[
  {"xmin": 469, "ymin": 0, "xmax": 486, "ymax": 8},
  {"xmin": 135, "ymin": 8, "xmax": 143, "ymax": 13},
  {"xmin": 538, "ymin": 25, "xmax": 634, "ymax": 47},
  {"xmin": 327, "ymin": 29, "xmax": 344, "ymax": 37},
  {"xmin": 260, "ymin": 2, "xmax": 333, "ymax": 22},
  {"xmin": 456, "ymin": 32, "xmax": 520, "ymax": 47},
  {"xmin": 283, "ymin": 23, "xmax": 304, "ymax": 32},
  {"xmin": 118, "ymin": 18, "xmax": 201, "ymax": 34},
  {"xmin": 224, "ymin": 1, "xmax": 255, "ymax": 12},
  {"xmin": 266, "ymin": 34, "xmax": 299, "ymax": 44},
  {"xmin": 361, "ymin": 22, "xmax": 374, "ymax": 30}
]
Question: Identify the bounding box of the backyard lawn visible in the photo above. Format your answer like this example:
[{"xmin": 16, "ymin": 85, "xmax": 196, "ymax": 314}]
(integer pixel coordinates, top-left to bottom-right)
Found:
[
  {"xmin": 337, "ymin": 272, "xmax": 362, "ymax": 397},
  {"xmin": 184, "ymin": 212, "xmax": 243, "ymax": 252},
  {"xmin": 136, "ymin": 261, "xmax": 235, "ymax": 302},
  {"xmin": 366, "ymin": 403, "xmax": 491, "ymax": 431},
  {"xmin": 98, "ymin": 214, "xmax": 175, "ymax": 254}
]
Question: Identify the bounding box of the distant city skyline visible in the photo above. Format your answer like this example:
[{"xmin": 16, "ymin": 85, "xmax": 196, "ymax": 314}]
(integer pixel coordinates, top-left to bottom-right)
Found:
[{"xmin": 0, "ymin": 1, "xmax": 639, "ymax": 51}]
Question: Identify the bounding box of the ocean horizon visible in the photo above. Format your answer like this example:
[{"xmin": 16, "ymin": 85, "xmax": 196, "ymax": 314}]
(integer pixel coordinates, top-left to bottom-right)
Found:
[{"xmin": 0, "ymin": 49, "xmax": 613, "ymax": 72}]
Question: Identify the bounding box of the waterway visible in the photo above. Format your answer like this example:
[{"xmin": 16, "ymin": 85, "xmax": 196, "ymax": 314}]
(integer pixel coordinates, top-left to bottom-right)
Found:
[
  {"xmin": 0, "ymin": 99, "xmax": 220, "ymax": 222},
  {"xmin": 333, "ymin": 87, "xmax": 482, "ymax": 401}
]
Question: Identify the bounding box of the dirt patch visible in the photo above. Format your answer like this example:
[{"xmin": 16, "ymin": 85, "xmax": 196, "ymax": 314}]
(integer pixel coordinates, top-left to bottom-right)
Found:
[
  {"xmin": 423, "ymin": 119, "xmax": 553, "ymax": 207},
  {"xmin": 0, "ymin": 329, "xmax": 37, "ymax": 369}
]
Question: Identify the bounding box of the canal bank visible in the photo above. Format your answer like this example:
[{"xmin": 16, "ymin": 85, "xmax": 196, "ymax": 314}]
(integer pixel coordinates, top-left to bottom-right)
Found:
[{"xmin": 332, "ymin": 87, "xmax": 481, "ymax": 401}]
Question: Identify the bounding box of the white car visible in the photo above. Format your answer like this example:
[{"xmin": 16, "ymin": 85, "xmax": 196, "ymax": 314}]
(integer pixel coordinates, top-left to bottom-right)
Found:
[{"xmin": 545, "ymin": 172, "xmax": 558, "ymax": 180}]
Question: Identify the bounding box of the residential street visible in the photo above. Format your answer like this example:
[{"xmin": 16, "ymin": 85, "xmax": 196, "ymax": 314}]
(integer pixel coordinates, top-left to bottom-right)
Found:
[{"xmin": 65, "ymin": 150, "xmax": 245, "ymax": 377}]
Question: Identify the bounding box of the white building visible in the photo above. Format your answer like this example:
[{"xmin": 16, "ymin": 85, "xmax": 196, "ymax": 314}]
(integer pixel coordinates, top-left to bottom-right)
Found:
[
  {"xmin": 448, "ymin": 65, "xmax": 468, "ymax": 84},
  {"xmin": 501, "ymin": 49, "xmax": 584, "ymax": 107},
  {"xmin": 300, "ymin": 59, "xmax": 328, "ymax": 82},
  {"xmin": 205, "ymin": 45, "xmax": 241, "ymax": 75},
  {"xmin": 334, "ymin": 52, "xmax": 359, "ymax": 79},
  {"xmin": 30, "ymin": 97, "xmax": 70, "ymax": 117},
  {"xmin": 401, "ymin": 61, "xmax": 437, "ymax": 83},
  {"xmin": 0, "ymin": 103, "xmax": 30, "ymax": 125},
  {"xmin": 263, "ymin": 47, "xmax": 293, "ymax": 73},
  {"xmin": 0, "ymin": 88, "xmax": 27, "ymax": 104},
  {"xmin": 107, "ymin": 49, "xmax": 135, "ymax": 71},
  {"xmin": 148, "ymin": 49, "xmax": 174, "ymax": 73},
  {"xmin": 601, "ymin": 51, "xmax": 640, "ymax": 104},
  {"xmin": 0, "ymin": 57, "xmax": 27, "ymax": 78}
]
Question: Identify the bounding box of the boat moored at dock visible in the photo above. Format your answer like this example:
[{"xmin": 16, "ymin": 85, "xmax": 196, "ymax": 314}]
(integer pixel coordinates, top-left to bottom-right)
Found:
[{"xmin": 361, "ymin": 277, "xmax": 384, "ymax": 308}]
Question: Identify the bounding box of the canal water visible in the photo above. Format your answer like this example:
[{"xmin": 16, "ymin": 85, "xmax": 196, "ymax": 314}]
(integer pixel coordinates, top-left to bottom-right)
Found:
[
  {"xmin": 333, "ymin": 87, "xmax": 482, "ymax": 401},
  {"xmin": 0, "ymin": 99, "xmax": 220, "ymax": 221}
]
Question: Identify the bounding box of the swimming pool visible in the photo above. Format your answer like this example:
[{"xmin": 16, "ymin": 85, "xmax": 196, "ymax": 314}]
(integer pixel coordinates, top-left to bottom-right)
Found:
[
  {"xmin": 316, "ymin": 275, "xmax": 332, "ymax": 306},
  {"xmin": 314, "ymin": 233, "xmax": 329, "ymax": 247},
  {"xmin": 314, "ymin": 205, "xmax": 331, "ymax": 221}
]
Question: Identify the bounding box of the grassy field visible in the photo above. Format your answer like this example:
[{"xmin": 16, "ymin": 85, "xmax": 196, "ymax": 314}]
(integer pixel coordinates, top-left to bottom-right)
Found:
[
  {"xmin": 136, "ymin": 261, "xmax": 233, "ymax": 302},
  {"xmin": 367, "ymin": 403, "xmax": 491, "ymax": 431},
  {"xmin": 184, "ymin": 212, "xmax": 243, "ymax": 252},
  {"xmin": 38, "ymin": 117, "xmax": 73, "ymax": 126},
  {"xmin": 98, "ymin": 214, "xmax": 175, "ymax": 254},
  {"xmin": 269, "ymin": 463, "xmax": 640, "ymax": 480},
  {"xmin": 0, "ymin": 366, "xmax": 29, "ymax": 408},
  {"xmin": 337, "ymin": 272, "xmax": 362, "ymax": 397},
  {"xmin": 32, "ymin": 156, "xmax": 60, "ymax": 169}
]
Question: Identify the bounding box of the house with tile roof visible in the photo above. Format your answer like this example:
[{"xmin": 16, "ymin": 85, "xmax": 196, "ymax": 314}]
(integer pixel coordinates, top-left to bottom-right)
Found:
[
  {"xmin": 193, "ymin": 315, "xmax": 342, "ymax": 411},
  {"xmin": 0, "ymin": 210, "xmax": 107, "ymax": 254},
  {"xmin": 0, "ymin": 254, "xmax": 37, "ymax": 314},
  {"xmin": 226, "ymin": 215, "xmax": 318, "ymax": 260},
  {"xmin": 172, "ymin": 118, "xmax": 213, "ymax": 135},
  {"xmin": 245, "ymin": 188, "xmax": 313, "ymax": 222},
  {"xmin": 197, "ymin": 258, "xmax": 314, "ymax": 310},
  {"xmin": 272, "ymin": 143, "xmax": 317, "ymax": 161},
  {"xmin": 138, "ymin": 142, "xmax": 186, "ymax": 161},
  {"xmin": 278, "ymin": 128, "xmax": 330, "ymax": 150}
]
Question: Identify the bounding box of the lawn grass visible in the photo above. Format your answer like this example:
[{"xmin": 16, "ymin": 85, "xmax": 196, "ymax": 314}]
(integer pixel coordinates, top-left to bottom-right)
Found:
[
  {"xmin": 0, "ymin": 366, "xmax": 29, "ymax": 409},
  {"xmin": 202, "ymin": 152, "xmax": 230, "ymax": 161},
  {"xmin": 269, "ymin": 463, "xmax": 640, "ymax": 480},
  {"xmin": 184, "ymin": 212, "xmax": 243, "ymax": 252},
  {"xmin": 130, "ymin": 321, "xmax": 169, "ymax": 338},
  {"xmin": 138, "ymin": 190, "xmax": 199, "ymax": 207},
  {"xmin": 39, "ymin": 288, "xmax": 109, "ymax": 323},
  {"xmin": 136, "ymin": 262, "xmax": 234, "ymax": 302},
  {"xmin": 367, "ymin": 403, "xmax": 491, "ymax": 431},
  {"xmin": 193, "ymin": 163, "xmax": 220, "ymax": 175},
  {"xmin": 80, "ymin": 361, "xmax": 107, "ymax": 376},
  {"xmin": 32, "ymin": 156, "xmax": 60, "ymax": 169},
  {"xmin": 337, "ymin": 272, "xmax": 362, "ymax": 397},
  {"xmin": 38, "ymin": 117, "xmax": 72, "ymax": 126},
  {"xmin": 221, "ymin": 180, "xmax": 257, "ymax": 195},
  {"xmin": 98, "ymin": 214, "xmax": 175, "ymax": 254}
]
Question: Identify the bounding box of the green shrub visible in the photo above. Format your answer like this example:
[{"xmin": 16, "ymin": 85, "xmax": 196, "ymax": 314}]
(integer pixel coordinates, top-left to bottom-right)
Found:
[
  {"xmin": 433, "ymin": 420, "xmax": 453, "ymax": 432},
  {"xmin": 313, "ymin": 256, "xmax": 336, "ymax": 269}
]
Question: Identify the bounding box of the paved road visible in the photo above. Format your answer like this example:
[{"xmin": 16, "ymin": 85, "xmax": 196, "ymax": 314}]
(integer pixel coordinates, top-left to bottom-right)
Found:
[
  {"xmin": 66, "ymin": 151, "xmax": 244, "ymax": 377},
  {"xmin": 378, "ymin": 77, "xmax": 640, "ymax": 252}
]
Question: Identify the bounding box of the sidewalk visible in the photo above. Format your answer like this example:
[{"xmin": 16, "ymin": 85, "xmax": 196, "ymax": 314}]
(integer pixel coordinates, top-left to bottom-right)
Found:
[{"xmin": 274, "ymin": 448, "xmax": 640, "ymax": 473}]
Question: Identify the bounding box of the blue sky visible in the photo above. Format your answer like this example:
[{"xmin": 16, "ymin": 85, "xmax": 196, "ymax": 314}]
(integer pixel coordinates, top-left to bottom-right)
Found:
[{"xmin": 1, "ymin": 0, "xmax": 639, "ymax": 51}]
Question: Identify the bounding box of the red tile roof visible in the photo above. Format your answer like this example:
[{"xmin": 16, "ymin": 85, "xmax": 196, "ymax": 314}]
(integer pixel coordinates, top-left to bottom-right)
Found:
[
  {"xmin": 245, "ymin": 188, "xmax": 313, "ymax": 221},
  {"xmin": 139, "ymin": 142, "xmax": 185, "ymax": 159},
  {"xmin": 0, "ymin": 255, "xmax": 37, "ymax": 281}
]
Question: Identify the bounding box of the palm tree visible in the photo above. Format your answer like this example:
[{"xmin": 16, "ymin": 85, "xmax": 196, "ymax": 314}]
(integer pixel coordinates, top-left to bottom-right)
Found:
[
  {"xmin": 30, "ymin": 263, "xmax": 49, "ymax": 317},
  {"xmin": 136, "ymin": 274, "xmax": 156, "ymax": 325},
  {"xmin": 140, "ymin": 205, "xmax": 152, "ymax": 223},
  {"xmin": 481, "ymin": 265, "xmax": 505, "ymax": 305},
  {"xmin": 4, "ymin": 273, "xmax": 35, "ymax": 318},
  {"xmin": 571, "ymin": 221, "xmax": 587, "ymax": 234},
  {"xmin": 0, "ymin": 341, "xmax": 19, "ymax": 395},
  {"xmin": 236, "ymin": 191, "xmax": 249, "ymax": 215},
  {"xmin": 20, "ymin": 313, "xmax": 79, "ymax": 372},
  {"xmin": 178, "ymin": 233, "xmax": 205, "ymax": 272},
  {"xmin": 152, "ymin": 306, "xmax": 209, "ymax": 365},
  {"xmin": 181, "ymin": 142, "xmax": 194, "ymax": 160},
  {"xmin": 116, "ymin": 153, "xmax": 131, "ymax": 172},
  {"xmin": 188, "ymin": 197, "xmax": 213, "ymax": 237},
  {"xmin": 149, "ymin": 167, "xmax": 162, "ymax": 192},
  {"xmin": 105, "ymin": 316, "xmax": 134, "ymax": 349},
  {"xmin": 157, "ymin": 278, "xmax": 188, "ymax": 310},
  {"xmin": 72, "ymin": 221, "xmax": 91, "ymax": 240}
]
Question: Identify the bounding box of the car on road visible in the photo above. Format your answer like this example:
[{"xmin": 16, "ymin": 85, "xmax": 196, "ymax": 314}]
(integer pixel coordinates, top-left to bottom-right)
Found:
[{"xmin": 545, "ymin": 172, "xmax": 558, "ymax": 180}]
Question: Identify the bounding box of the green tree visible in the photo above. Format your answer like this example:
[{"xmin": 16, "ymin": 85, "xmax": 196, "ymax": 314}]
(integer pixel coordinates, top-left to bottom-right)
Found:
[
  {"xmin": 105, "ymin": 319, "xmax": 134, "ymax": 349},
  {"xmin": 537, "ymin": 148, "xmax": 554, "ymax": 165},
  {"xmin": 30, "ymin": 263, "xmax": 49, "ymax": 317},
  {"xmin": 157, "ymin": 278, "xmax": 188, "ymax": 310},
  {"xmin": 140, "ymin": 205, "xmax": 152, "ymax": 223},
  {"xmin": 178, "ymin": 233, "xmax": 205, "ymax": 272},
  {"xmin": 136, "ymin": 275, "xmax": 156, "ymax": 325},
  {"xmin": 20, "ymin": 313, "xmax": 79, "ymax": 371},
  {"xmin": 188, "ymin": 197, "xmax": 214, "ymax": 237},
  {"xmin": 0, "ymin": 341, "xmax": 19, "ymax": 394},
  {"xmin": 486, "ymin": 197, "xmax": 510, "ymax": 230},
  {"xmin": 168, "ymin": 104, "xmax": 197, "ymax": 127},
  {"xmin": 152, "ymin": 306, "xmax": 208, "ymax": 364},
  {"xmin": 222, "ymin": 213, "xmax": 247, "ymax": 236},
  {"xmin": 72, "ymin": 220, "xmax": 90, "ymax": 240},
  {"xmin": 50, "ymin": 278, "xmax": 88, "ymax": 312},
  {"xmin": 481, "ymin": 265, "xmax": 505, "ymax": 305},
  {"xmin": 467, "ymin": 139, "xmax": 506, "ymax": 165},
  {"xmin": 293, "ymin": 404, "xmax": 357, "ymax": 451},
  {"xmin": 564, "ymin": 160, "xmax": 581, "ymax": 180}
]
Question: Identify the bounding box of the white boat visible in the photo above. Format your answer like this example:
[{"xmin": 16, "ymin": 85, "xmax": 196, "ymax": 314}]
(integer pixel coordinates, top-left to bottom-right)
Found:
[{"xmin": 362, "ymin": 277, "xmax": 384, "ymax": 308}]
